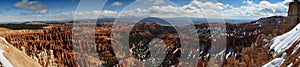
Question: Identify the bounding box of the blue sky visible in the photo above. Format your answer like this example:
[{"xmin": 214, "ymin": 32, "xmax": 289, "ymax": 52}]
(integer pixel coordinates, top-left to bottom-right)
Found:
[
  {"xmin": 0, "ymin": 0, "xmax": 286, "ymax": 15},
  {"xmin": 0, "ymin": 0, "xmax": 294, "ymax": 22},
  {"xmin": 0, "ymin": 0, "xmax": 190, "ymax": 15},
  {"xmin": 0, "ymin": 0, "xmax": 79, "ymax": 15}
]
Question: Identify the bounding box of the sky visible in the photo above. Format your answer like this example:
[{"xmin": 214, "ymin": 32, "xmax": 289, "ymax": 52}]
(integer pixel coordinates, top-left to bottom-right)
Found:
[{"xmin": 0, "ymin": 0, "xmax": 295, "ymax": 22}]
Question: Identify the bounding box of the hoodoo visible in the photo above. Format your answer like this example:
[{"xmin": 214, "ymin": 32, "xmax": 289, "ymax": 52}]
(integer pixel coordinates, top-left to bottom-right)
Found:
[{"xmin": 284, "ymin": 0, "xmax": 300, "ymax": 31}]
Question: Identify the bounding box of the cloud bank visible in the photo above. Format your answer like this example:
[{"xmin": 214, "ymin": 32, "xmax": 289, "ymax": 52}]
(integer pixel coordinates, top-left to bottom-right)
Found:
[
  {"xmin": 13, "ymin": 0, "xmax": 48, "ymax": 10},
  {"xmin": 13, "ymin": 0, "xmax": 49, "ymax": 15}
]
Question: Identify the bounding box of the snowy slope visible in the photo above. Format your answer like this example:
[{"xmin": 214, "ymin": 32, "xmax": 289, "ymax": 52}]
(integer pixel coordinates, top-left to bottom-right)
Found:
[
  {"xmin": 264, "ymin": 23, "xmax": 300, "ymax": 66},
  {"xmin": 0, "ymin": 37, "xmax": 42, "ymax": 67},
  {"xmin": 270, "ymin": 23, "xmax": 300, "ymax": 57},
  {"xmin": 0, "ymin": 50, "xmax": 13, "ymax": 67},
  {"xmin": 0, "ymin": 37, "xmax": 13, "ymax": 67}
]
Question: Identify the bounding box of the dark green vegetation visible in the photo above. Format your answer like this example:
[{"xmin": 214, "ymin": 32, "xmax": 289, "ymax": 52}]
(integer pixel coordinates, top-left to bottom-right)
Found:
[{"xmin": 0, "ymin": 24, "xmax": 48, "ymax": 30}]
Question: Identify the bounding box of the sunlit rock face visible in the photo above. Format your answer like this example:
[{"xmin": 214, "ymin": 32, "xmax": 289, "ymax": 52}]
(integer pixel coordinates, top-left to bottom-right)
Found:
[{"xmin": 285, "ymin": 0, "xmax": 300, "ymax": 34}]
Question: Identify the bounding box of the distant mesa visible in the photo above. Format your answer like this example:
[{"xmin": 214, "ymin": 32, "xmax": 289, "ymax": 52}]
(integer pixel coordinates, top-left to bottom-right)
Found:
[
  {"xmin": 0, "ymin": 22, "xmax": 48, "ymax": 30},
  {"xmin": 139, "ymin": 17, "xmax": 170, "ymax": 25}
]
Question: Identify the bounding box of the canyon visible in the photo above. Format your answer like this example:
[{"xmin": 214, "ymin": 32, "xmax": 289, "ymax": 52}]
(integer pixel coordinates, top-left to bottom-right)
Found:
[
  {"xmin": 0, "ymin": 0, "xmax": 298, "ymax": 67},
  {"xmin": 0, "ymin": 17, "xmax": 288, "ymax": 67}
]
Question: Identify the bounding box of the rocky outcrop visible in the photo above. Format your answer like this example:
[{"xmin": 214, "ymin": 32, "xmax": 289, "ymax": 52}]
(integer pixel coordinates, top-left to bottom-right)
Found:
[{"xmin": 285, "ymin": 0, "xmax": 300, "ymax": 33}]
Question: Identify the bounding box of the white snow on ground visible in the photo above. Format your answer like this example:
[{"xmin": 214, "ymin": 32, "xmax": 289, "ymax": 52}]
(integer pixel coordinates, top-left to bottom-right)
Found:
[
  {"xmin": 270, "ymin": 23, "xmax": 300, "ymax": 57},
  {"xmin": 0, "ymin": 37, "xmax": 13, "ymax": 67},
  {"xmin": 292, "ymin": 43, "xmax": 300, "ymax": 54},
  {"xmin": 225, "ymin": 52, "xmax": 232, "ymax": 59},
  {"xmin": 0, "ymin": 38, "xmax": 9, "ymax": 45},
  {"xmin": 263, "ymin": 52, "xmax": 287, "ymax": 66},
  {"xmin": 262, "ymin": 58, "xmax": 285, "ymax": 67},
  {"xmin": 0, "ymin": 50, "xmax": 13, "ymax": 67},
  {"xmin": 173, "ymin": 48, "xmax": 178, "ymax": 53},
  {"xmin": 264, "ymin": 23, "xmax": 300, "ymax": 66},
  {"xmin": 214, "ymin": 49, "xmax": 225, "ymax": 60},
  {"xmin": 265, "ymin": 23, "xmax": 300, "ymax": 66},
  {"xmin": 287, "ymin": 63, "xmax": 293, "ymax": 67},
  {"xmin": 0, "ymin": 38, "xmax": 9, "ymax": 49}
]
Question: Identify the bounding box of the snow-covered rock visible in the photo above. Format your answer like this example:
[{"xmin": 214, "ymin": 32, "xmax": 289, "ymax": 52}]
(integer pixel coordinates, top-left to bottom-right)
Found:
[
  {"xmin": 265, "ymin": 23, "xmax": 300, "ymax": 66},
  {"xmin": 270, "ymin": 23, "xmax": 300, "ymax": 57},
  {"xmin": 262, "ymin": 58, "xmax": 285, "ymax": 67}
]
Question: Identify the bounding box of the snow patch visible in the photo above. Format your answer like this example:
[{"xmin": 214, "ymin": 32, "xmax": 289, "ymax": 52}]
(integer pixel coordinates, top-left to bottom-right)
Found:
[
  {"xmin": 0, "ymin": 50, "xmax": 13, "ymax": 67},
  {"xmin": 292, "ymin": 43, "xmax": 300, "ymax": 54},
  {"xmin": 270, "ymin": 23, "xmax": 300, "ymax": 57},
  {"xmin": 263, "ymin": 39, "xmax": 269, "ymax": 42},
  {"xmin": 214, "ymin": 49, "xmax": 225, "ymax": 60},
  {"xmin": 173, "ymin": 48, "xmax": 178, "ymax": 53},
  {"xmin": 287, "ymin": 63, "xmax": 293, "ymax": 67},
  {"xmin": 0, "ymin": 37, "xmax": 10, "ymax": 45},
  {"xmin": 262, "ymin": 58, "xmax": 285, "ymax": 67},
  {"xmin": 225, "ymin": 52, "xmax": 232, "ymax": 59},
  {"xmin": 281, "ymin": 52, "xmax": 287, "ymax": 58},
  {"xmin": 0, "ymin": 37, "xmax": 13, "ymax": 67}
]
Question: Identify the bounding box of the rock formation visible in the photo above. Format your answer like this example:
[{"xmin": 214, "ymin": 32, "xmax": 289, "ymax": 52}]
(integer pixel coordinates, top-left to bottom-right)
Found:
[{"xmin": 285, "ymin": 0, "xmax": 300, "ymax": 31}]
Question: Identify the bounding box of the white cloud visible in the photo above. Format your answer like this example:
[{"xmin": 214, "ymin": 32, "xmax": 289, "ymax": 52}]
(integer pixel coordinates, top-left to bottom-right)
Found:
[
  {"xmin": 55, "ymin": 9, "xmax": 61, "ymax": 13},
  {"xmin": 136, "ymin": 0, "xmax": 165, "ymax": 4},
  {"xmin": 114, "ymin": 0, "xmax": 292, "ymax": 19},
  {"xmin": 0, "ymin": 10, "xmax": 119, "ymax": 22},
  {"xmin": 13, "ymin": 0, "xmax": 49, "ymax": 15},
  {"xmin": 132, "ymin": 0, "xmax": 292, "ymax": 19},
  {"xmin": 111, "ymin": 1, "xmax": 123, "ymax": 6},
  {"xmin": 39, "ymin": 9, "xmax": 48, "ymax": 14},
  {"xmin": 223, "ymin": 0, "xmax": 292, "ymax": 18},
  {"xmin": 13, "ymin": 0, "xmax": 48, "ymax": 10},
  {"xmin": 152, "ymin": 0, "xmax": 164, "ymax": 4}
]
